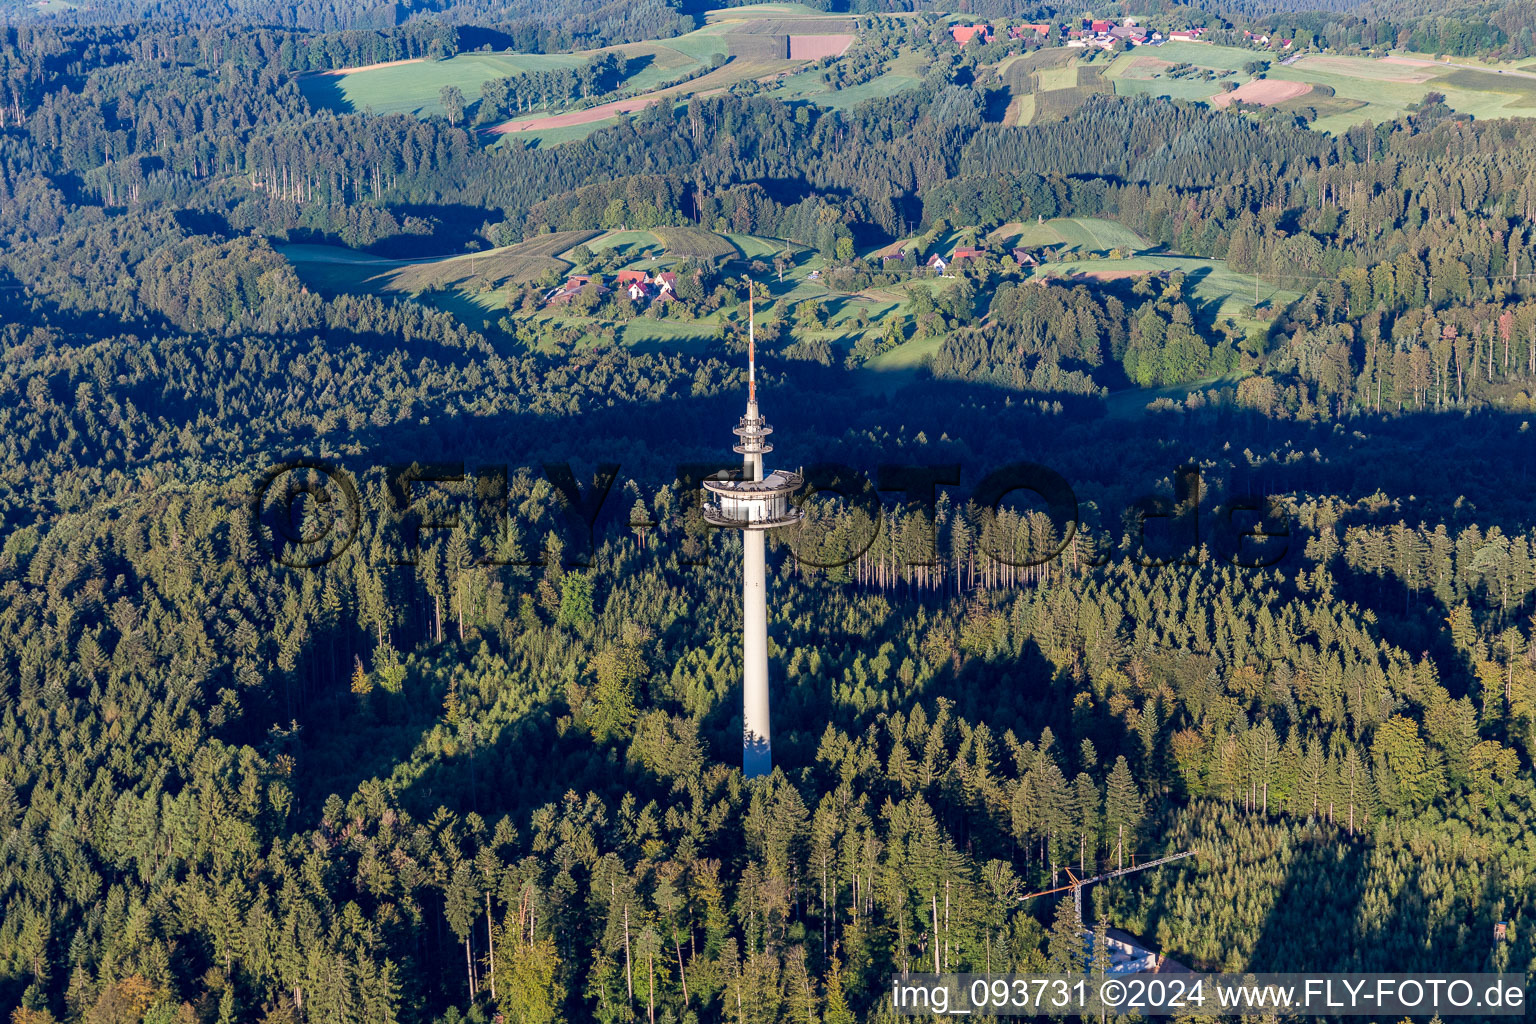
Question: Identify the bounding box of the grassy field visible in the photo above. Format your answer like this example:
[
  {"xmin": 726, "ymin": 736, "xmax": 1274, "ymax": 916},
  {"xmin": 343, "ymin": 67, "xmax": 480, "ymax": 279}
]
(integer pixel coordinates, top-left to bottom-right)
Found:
[
  {"xmin": 298, "ymin": 38, "xmax": 716, "ymax": 120},
  {"xmin": 1272, "ymin": 90, "xmax": 1367, "ymax": 121},
  {"xmin": 1136, "ymin": 41, "xmax": 1259, "ymax": 70},
  {"xmin": 280, "ymin": 231, "xmax": 600, "ymax": 305},
  {"xmin": 278, "ymin": 207, "xmax": 1296, "ymax": 370},
  {"xmin": 491, "ymin": 117, "xmax": 625, "ymax": 148},
  {"xmin": 1030, "ymin": 253, "xmax": 1300, "ymax": 323},
  {"xmin": 999, "ymin": 47, "xmax": 1075, "ymax": 82},
  {"xmin": 702, "ymin": 2, "xmax": 848, "ymax": 21},
  {"xmin": 865, "ymin": 333, "xmax": 942, "ymax": 370},
  {"xmin": 490, "ymin": 51, "xmax": 800, "ymax": 146},
  {"xmin": 1391, "ymin": 50, "xmax": 1530, "ymax": 71},
  {"xmin": 1051, "ymin": 218, "xmax": 1150, "ymax": 252},
  {"xmin": 300, "ymin": 53, "xmax": 588, "ymax": 116},
  {"xmin": 1104, "ymin": 46, "xmax": 1247, "ymax": 106},
  {"xmin": 659, "ymin": 22, "xmax": 739, "ymax": 61},
  {"xmin": 1007, "ymin": 57, "xmax": 1113, "ymax": 124},
  {"xmin": 983, "ymin": 215, "xmax": 1296, "ymax": 327},
  {"xmin": 1112, "ymin": 56, "xmax": 1172, "ymax": 81},
  {"xmin": 772, "ymin": 49, "xmax": 925, "ymax": 109},
  {"xmin": 302, "ymin": 21, "xmax": 751, "ymax": 124},
  {"xmin": 612, "ymin": 41, "xmax": 712, "ymax": 90},
  {"xmin": 621, "ymin": 317, "xmax": 720, "ymax": 353},
  {"xmin": 1435, "ymin": 67, "xmax": 1536, "ymax": 116},
  {"xmin": 577, "ymin": 230, "xmax": 664, "ymax": 259},
  {"xmin": 1295, "ymin": 54, "xmax": 1439, "ymax": 82},
  {"xmin": 1034, "ymin": 65, "xmax": 1079, "ymax": 91},
  {"xmin": 724, "ymin": 233, "xmax": 801, "ymax": 259},
  {"xmin": 1100, "ymin": 44, "xmax": 1536, "ymax": 132},
  {"xmin": 989, "ymin": 217, "xmax": 1151, "ymax": 254},
  {"xmin": 1113, "ymin": 75, "xmax": 1227, "ymax": 102},
  {"xmin": 311, "ymin": 13, "xmax": 868, "ymax": 142},
  {"xmin": 653, "ymin": 226, "xmax": 739, "ymax": 258}
]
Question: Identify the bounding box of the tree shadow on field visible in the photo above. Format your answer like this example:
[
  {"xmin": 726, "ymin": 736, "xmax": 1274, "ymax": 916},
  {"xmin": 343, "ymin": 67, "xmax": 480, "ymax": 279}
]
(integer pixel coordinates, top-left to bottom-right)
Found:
[{"xmin": 297, "ymin": 71, "xmax": 352, "ymax": 114}]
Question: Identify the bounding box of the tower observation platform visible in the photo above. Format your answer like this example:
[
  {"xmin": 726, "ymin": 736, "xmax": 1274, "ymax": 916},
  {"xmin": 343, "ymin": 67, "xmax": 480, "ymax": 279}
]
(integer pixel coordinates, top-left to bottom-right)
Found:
[
  {"xmin": 702, "ymin": 471, "xmax": 804, "ymax": 529},
  {"xmin": 701, "ymin": 285, "xmax": 802, "ymax": 778}
]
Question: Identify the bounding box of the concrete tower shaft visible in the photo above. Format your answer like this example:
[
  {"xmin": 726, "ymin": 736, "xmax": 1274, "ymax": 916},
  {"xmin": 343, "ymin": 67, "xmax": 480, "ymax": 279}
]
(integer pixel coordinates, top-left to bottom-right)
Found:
[
  {"xmin": 700, "ymin": 284, "xmax": 802, "ymax": 778},
  {"xmin": 742, "ymin": 527, "xmax": 769, "ymax": 776}
]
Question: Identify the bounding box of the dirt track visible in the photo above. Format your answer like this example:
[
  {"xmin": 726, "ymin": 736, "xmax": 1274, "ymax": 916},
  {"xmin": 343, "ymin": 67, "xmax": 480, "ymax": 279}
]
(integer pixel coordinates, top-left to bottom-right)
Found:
[
  {"xmin": 313, "ymin": 57, "xmax": 425, "ymax": 77},
  {"xmin": 489, "ymin": 95, "xmax": 659, "ymax": 133},
  {"xmin": 487, "ymin": 58, "xmax": 799, "ymax": 134}
]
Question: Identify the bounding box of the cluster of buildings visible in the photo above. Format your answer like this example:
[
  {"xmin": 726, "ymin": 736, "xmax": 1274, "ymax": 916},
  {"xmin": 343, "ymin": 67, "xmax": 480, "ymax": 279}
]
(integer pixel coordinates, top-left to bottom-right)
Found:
[
  {"xmin": 949, "ymin": 18, "xmax": 1208, "ymax": 50},
  {"xmin": 544, "ymin": 268, "xmax": 678, "ymax": 307},
  {"xmin": 882, "ymin": 244, "xmax": 1041, "ymax": 274},
  {"xmin": 1241, "ymin": 30, "xmax": 1296, "ymax": 48}
]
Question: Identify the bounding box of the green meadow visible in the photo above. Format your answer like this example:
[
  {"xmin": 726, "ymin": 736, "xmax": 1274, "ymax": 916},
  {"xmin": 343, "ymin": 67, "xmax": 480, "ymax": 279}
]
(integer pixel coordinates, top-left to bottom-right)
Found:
[
  {"xmin": 989, "ymin": 216, "xmax": 1152, "ymax": 254},
  {"xmin": 1030, "ymin": 253, "xmax": 1301, "ymax": 325},
  {"xmin": 299, "ymin": 29, "xmax": 726, "ymax": 121},
  {"xmin": 701, "ymin": 2, "xmax": 852, "ymax": 22},
  {"xmin": 621, "ymin": 317, "xmax": 720, "ymax": 353},
  {"xmin": 306, "ymin": 10, "xmax": 889, "ymax": 145},
  {"xmin": 299, "ymin": 53, "xmax": 588, "ymax": 116},
  {"xmin": 983, "ymin": 216, "xmax": 1298, "ymax": 327},
  {"xmin": 490, "ymin": 117, "xmax": 626, "ymax": 148},
  {"xmin": 771, "ymin": 50, "xmax": 925, "ymax": 109},
  {"xmin": 1138, "ymin": 41, "xmax": 1260, "ymax": 70},
  {"xmin": 280, "ymin": 209, "xmax": 1292, "ymax": 366},
  {"xmin": 1100, "ymin": 44, "xmax": 1536, "ymax": 132}
]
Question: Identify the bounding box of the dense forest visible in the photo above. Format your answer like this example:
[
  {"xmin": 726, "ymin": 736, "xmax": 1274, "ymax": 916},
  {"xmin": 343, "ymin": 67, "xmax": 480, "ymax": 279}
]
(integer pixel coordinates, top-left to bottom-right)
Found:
[{"xmin": 2, "ymin": 0, "xmax": 1536, "ymax": 1021}]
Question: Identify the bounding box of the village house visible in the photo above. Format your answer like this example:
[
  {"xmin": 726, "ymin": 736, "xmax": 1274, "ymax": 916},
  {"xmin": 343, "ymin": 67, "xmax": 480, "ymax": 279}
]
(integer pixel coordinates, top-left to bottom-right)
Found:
[
  {"xmin": 1055, "ymin": 18, "xmax": 1203, "ymax": 49},
  {"xmin": 951, "ymin": 246, "xmax": 985, "ymax": 262},
  {"xmin": 544, "ymin": 273, "xmax": 610, "ymax": 306},
  {"xmin": 1008, "ymin": 22, "xmax": 1050, "ymax": 39},
  {"xmin": 926, "ymin": 254, "xmax": 948, "ymax": 273},
  {"xmin": 546, "ymin": 267, "xmax": 691, "ymax": 308},
  {"xmin": 950, "ymin": 23, "xmax": 992, "ymax": 46},
  {"xmin": 1011, "ymin": 248, "xmax": 1040, "ymax": 267}
]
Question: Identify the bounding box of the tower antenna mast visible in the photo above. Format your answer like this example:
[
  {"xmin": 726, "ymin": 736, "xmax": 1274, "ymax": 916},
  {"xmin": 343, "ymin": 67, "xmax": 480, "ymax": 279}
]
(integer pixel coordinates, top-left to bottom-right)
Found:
[{"xmin": 701, "ymin": 280, "xmax": 803, "ymax": 778}]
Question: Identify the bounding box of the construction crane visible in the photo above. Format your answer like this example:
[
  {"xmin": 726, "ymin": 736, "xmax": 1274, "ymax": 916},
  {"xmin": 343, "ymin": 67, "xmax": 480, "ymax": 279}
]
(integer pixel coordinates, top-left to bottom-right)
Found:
[{"xmin": 1020, "ymin": 850, "xmax": 1197, "ymax": 923}]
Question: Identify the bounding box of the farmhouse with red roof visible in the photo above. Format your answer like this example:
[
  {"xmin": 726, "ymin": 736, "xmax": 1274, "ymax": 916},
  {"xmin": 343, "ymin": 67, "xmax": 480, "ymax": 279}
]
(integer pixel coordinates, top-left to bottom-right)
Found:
[
  {"xmin": 544, "ymin": 274, "xmax": 609, "ymax": 306},
  {"xmin": 950, "ymin": 23, "xmax": 992, "ymax": 46}
]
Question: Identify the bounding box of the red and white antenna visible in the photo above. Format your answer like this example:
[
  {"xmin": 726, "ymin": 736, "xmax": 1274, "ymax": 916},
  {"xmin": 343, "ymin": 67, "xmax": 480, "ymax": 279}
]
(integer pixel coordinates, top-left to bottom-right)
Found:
[{"xmin": 747, "ymin": 280, "xmax": 756, "ymax": 405}]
